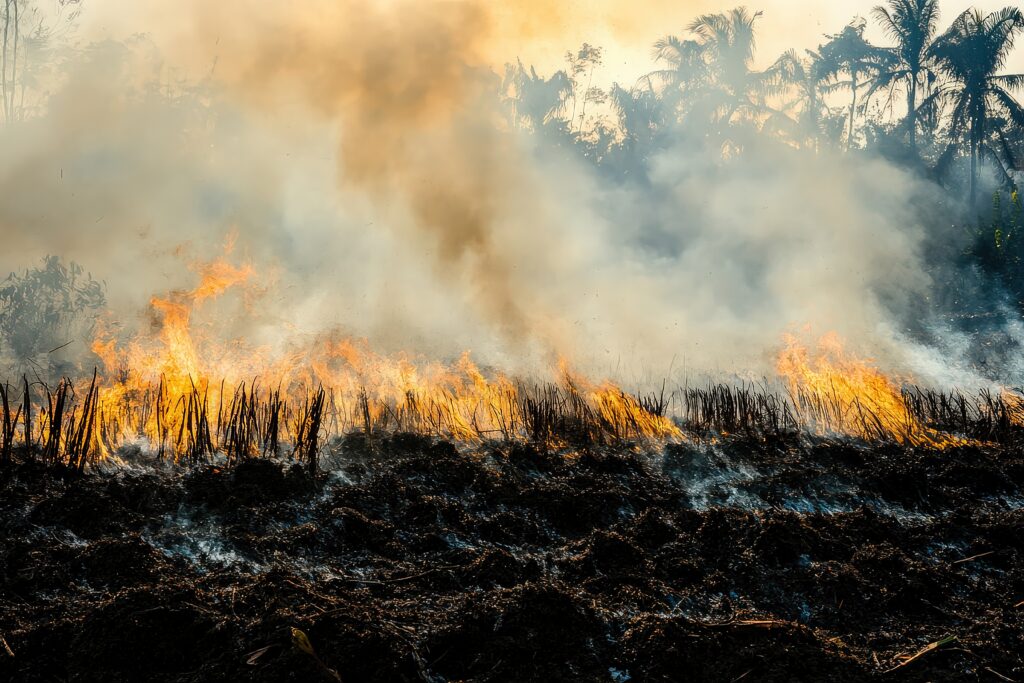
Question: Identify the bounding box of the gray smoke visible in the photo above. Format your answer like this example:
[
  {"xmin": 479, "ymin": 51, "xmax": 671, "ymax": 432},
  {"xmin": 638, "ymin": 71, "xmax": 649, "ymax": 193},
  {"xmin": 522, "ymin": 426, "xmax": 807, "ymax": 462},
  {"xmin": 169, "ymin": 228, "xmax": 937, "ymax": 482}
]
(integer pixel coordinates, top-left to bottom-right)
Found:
[{"xmin": 0, "ymin": 0, "xmax": 1010, "ymax": 390}]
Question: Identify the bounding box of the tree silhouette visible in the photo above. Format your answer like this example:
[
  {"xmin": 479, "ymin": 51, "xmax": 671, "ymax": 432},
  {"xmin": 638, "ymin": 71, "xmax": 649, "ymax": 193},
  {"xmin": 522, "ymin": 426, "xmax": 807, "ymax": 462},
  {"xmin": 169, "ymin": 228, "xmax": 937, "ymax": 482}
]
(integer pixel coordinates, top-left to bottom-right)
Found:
[
  {"xmin": 818, "ymin": 20, "xmax": 887, "ymax": 150},
  {"xmin": 650, "ymin": 7, "xmax": 782, "ymax": 155},
  {"xmin": 869, "ymin": 0, "xmax": 942, "ymax": 151},
  {"xmin": 604, "ymin": 81, "xmax": 668, "ymax": 177},
  {"xmin": 929, "ymin": 7, "xmax": 1024, "ymax": 202},
  {"xmin": 565, "ymin": 44, "xmax": 604, "ymax": 136},
  {"xmin": 649, "ymin": 32, "xmax": 710, "ymax": 114},
  {"xmin": 498, "ymin": 2, "xmax": 1024, "ymax": 198},
  {"xmin": 770, "ymin": 49, "xmax": 842, "ymax": 151},
  {"xmin": 501, "ymin": 60, "xmax": 572, "ymax": 134}
]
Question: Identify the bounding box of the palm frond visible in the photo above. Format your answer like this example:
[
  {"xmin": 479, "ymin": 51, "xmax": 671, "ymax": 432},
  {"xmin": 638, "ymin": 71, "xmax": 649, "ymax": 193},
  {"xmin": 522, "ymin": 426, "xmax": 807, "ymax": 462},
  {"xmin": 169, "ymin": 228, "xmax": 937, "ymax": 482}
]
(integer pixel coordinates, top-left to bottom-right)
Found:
[{"xmin": 990, "ymin": 86, "xmax": 1024, "ymax": 128}]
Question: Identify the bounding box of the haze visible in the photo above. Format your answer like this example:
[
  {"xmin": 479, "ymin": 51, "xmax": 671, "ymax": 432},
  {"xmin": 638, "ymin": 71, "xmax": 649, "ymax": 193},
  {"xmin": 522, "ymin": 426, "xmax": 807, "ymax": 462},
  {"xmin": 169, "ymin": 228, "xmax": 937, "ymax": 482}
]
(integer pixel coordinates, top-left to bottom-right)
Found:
[{"xmin": 79, "ymin": 0, "xmax": 1024, "ymax": 82}]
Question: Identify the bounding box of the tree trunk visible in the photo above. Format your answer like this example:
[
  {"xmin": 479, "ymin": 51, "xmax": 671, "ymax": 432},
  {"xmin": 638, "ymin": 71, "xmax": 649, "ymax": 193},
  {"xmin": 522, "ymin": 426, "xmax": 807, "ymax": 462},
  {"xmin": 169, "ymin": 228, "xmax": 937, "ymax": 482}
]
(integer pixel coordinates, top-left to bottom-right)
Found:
[
  {"xmin": 970, "ymin": 143, "xmax": 977, "ymax": 205},
  {"xmin": 577, "ymin": 66, "xmax": 595, "ymax": 135},
  {"xmin": 812, "ymin": 92, "xmax": 821, "ymax": 154},
  {"xmin": 848, "ymin": 74, "xmax": 858, "ymax": 152},
  {"xmin": 970, "ymin": 119, "xmax": 978, "ymax": 207},
  {"xmin": 907, "ymin": 76, "xmax": 917, "ymax": 152}
]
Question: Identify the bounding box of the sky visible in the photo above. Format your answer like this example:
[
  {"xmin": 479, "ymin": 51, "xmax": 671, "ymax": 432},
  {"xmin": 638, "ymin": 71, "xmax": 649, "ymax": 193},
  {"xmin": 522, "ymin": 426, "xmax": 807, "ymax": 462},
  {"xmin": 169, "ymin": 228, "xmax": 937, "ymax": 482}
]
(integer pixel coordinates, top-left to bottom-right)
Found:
[
  {"xmin": 77, "ymin": 0, "xmax": 1024, "ymax": 89},
  {"xmin": 486, "ymin": 0, "xmax": 1024, "ymax": 84}
]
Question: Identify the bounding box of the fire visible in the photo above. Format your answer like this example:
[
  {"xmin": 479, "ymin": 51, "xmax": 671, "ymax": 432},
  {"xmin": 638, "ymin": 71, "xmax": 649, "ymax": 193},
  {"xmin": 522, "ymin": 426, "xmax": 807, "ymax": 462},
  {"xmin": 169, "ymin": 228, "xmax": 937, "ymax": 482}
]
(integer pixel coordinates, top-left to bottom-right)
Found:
[
  {"xmin": 70, "ymin": 252, "xmax": 681, "ymax": 460},
  {"xmin": 558, "ymin": 359, "xmax": 682, "ymax": 441},
  {"xmin": 11, "ymin": 246, "xmax": 990, "ymax": 464},
  {"xmin": 999, "ymin": 389, "xmax": 1024, "ymax": 427},
  {"xmin": 777, "ymin": 332, "xmax": 957, "ymax": 447},
  {"xmin": 86, "ymin": 253, "xmax": 262, "ymax": 458}
]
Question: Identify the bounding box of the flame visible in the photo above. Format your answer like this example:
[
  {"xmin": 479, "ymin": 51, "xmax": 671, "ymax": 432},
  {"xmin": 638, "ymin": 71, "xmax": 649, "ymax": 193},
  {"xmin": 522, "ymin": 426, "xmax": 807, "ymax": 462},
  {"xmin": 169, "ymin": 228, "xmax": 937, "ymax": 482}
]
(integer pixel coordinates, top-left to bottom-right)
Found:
[
  {"xmin": 20, "ymin": 245, "xmax": 992, "ymax": 462},
  {"xmin": 190, "ymin": 258, "xmax": 253, "ymax": 303},
  {"xmin": 999, "ymin": 389, "xmax": 1024, "ymax": 427},
  {"xmin": 71, "ymin": 251, "xmax": 680, "ymax": 460},
  {"xmin": 558, "ymin": 359, "xmax": 682, "ymax": 441},
  {"xmin": 777, "ymin": 332, "xmax": 957, "ymax": 447}
]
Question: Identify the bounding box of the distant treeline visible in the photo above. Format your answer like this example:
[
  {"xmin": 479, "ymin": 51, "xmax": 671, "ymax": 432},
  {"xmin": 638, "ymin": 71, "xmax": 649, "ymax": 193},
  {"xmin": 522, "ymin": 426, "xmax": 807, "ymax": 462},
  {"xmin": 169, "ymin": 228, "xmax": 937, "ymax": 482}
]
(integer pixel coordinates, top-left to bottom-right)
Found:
[
  {"xmin": 500, "ymin": 2, "xmax": 1024, "ymax": 310},
  {"xmin": 502, "ymin": 3, "xmax": 1022, "ymax": 200}
]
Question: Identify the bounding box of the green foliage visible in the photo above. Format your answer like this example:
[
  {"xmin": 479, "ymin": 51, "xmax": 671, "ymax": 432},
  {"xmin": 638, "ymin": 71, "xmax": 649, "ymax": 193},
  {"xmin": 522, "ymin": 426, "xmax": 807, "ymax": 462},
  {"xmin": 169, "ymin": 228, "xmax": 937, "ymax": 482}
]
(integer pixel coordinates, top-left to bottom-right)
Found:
[
  {"xmin": 0, "ymin": 256, "xmax": 106, "ymax": 361},
  {"xmin": 970, "ymin": 189, "xmax": 1024, "ymax": 306}
]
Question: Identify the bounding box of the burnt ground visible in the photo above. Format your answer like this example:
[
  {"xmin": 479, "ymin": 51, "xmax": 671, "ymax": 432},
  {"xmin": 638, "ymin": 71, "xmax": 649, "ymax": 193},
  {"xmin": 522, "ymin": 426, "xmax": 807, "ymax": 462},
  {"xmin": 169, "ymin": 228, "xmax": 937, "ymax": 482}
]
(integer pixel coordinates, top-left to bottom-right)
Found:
[{"xmin": 1, "ymin": 435, "xmax": 1023, "ymax": 682}]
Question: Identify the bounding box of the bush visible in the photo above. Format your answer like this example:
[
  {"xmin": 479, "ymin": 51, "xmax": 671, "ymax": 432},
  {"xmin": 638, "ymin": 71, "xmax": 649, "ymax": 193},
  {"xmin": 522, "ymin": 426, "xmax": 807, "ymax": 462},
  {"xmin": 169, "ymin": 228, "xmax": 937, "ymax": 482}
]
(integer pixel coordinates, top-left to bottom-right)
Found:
[{"xmin": 0, "ymin": 255, "xmax": 105, "ymax": 363}]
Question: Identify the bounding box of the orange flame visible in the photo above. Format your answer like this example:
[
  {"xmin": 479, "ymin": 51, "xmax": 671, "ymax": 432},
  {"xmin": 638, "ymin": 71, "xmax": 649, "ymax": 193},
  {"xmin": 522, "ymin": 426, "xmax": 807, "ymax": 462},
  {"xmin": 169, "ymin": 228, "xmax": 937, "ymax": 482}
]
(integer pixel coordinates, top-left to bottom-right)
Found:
[
  {"xmin": 78, "ymin": 252, "xmax": 679, "ymax": 459},
  {"xmin": 777, "ymin": 332, "xmax": 958, "ymax": 448},
  {"xmin": 559, "ymin": 358, "xmax": 682, "ymax": 441}
]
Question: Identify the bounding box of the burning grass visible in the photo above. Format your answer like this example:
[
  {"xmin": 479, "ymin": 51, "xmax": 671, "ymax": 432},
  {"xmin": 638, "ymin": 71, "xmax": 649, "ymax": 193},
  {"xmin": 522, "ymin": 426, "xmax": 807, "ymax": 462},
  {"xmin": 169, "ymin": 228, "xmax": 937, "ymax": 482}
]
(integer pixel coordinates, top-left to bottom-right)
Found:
[
  {"xmin": 4, "ymin": 256, "xmax": 1021, "ymax": 468},
  {"xmin": 0, "ymin": 370, "xmax": 686, "ymax": 469},
  {"xmin": 777, "ymin": 332, "xmax": 967, "ymax": 449},
  {"xmin": 3, "ymin": 364, "xmax": 1023, "ymax": 471}
]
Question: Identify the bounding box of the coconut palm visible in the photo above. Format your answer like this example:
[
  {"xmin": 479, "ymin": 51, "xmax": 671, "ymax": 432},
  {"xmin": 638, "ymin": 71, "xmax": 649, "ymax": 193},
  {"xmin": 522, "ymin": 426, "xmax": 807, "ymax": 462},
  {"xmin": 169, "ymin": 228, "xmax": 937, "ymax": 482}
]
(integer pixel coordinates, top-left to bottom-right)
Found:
[
  {"xmin": 869, "ymin": 0, "xmax": 942, "ymax": 151},
  {"xmin": 770, "ymin": 49, "xmax": 836, "ymax": 151},
  {"xmin": 610, "ymin": 82, "xmax": 665, "ymax": 147},
  {"xmin": 648, "ymin": 33, "xmax": 708, "ymax": 115},
  {"xmin": 501, "ymin": 61, "xmax": 572, "ymax": 134},
  {"xmin": 818, "ymin": 19, "xmax": 887, "ymax": 150},
  {"xmin": 650, "ymin": 7, "xmax": 778, "ymax": 133},
  {"xmin": 603, "ymin": 81, "xmax": 670, "ymax": 177},
  {"xmin": 928, "ymin": 8, "xmax": 1024, "ymax": 202}
]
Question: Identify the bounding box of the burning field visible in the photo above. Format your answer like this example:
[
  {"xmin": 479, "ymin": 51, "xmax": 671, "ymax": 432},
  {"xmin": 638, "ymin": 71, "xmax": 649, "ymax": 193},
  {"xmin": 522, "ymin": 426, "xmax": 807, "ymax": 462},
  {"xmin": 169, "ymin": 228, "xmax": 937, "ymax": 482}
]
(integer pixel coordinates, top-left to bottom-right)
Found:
[
  {"xmin": 2, "ymin": 258, "xmax": 1024, "ymax": 681},
  {"xmin": 3, "ymin": 0, "xmax": 1024, "ymax": 680}
]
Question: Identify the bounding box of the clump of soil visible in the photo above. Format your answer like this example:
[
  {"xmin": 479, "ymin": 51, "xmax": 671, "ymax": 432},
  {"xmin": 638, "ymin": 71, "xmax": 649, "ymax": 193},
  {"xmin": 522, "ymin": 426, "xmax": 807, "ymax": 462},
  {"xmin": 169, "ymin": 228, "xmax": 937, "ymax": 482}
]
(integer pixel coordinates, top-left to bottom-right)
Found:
[{"xmin": 1, "ymin": 436, "xmax": 1022, "ymax": 681}]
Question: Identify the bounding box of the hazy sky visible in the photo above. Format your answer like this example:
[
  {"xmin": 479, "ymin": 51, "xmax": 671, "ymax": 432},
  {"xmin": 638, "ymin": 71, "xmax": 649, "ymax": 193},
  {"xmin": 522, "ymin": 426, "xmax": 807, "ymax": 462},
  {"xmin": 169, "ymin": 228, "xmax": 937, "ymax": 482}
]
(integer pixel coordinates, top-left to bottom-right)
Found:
[
  {"xmin": 79, "ymin": 0, "xmax": 1024, "ymax": 88},
  {"xmin": 487, "ymin": 0, "xmax": 1024, "ymax": 83}
]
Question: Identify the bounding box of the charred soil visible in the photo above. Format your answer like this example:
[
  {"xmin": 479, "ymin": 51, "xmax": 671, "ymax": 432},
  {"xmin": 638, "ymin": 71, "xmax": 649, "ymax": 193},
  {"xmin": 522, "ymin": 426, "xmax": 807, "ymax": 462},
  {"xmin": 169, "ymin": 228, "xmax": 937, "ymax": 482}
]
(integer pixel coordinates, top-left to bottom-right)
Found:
[{"xmin": 1, "ymin": 436, "xmax": 1023, "ymax": 682}]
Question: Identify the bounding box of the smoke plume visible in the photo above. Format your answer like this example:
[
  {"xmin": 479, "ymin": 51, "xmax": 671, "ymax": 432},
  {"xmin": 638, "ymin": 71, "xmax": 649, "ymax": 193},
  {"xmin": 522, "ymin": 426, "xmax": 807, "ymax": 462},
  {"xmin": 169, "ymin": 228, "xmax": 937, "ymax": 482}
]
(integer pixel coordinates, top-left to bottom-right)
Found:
[{"xmin": 0, "ymin": 0, "xmax": 1003, "ymax": 387}]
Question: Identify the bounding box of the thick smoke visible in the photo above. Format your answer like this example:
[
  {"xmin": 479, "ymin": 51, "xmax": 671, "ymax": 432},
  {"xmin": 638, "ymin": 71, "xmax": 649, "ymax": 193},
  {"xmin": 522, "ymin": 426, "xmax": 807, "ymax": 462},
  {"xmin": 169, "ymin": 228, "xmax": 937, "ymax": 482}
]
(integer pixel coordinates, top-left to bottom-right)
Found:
[{"xmin": 0, "ymin": 0, "xmax": 1002, "ymax": 387}]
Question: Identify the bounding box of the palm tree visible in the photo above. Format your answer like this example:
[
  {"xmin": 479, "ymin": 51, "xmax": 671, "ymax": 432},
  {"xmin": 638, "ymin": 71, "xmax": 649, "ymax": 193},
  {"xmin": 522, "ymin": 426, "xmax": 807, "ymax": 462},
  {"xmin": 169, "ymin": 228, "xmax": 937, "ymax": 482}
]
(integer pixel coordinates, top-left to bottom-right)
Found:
[
  {"xmin": 648, "ymin": 33, "xmax": 709, "ymax": 114},
  {"xmin": 610, "ymin": 82, "xmax": 664, "ymax": 146},
  {"xmin": 650, "ymin": 8, "xmax": 775, "ymax": 133},
  {"xmin": 501, "ymin": 61, "xmax": 572, "ymax": 134},
  {"xmin": 604, "ymin": 81, "xmax": 669, "ymax": 176},
  {"xmin": 929, "ymin": 8, "xmax": 1024, "ymax": 203},
  {"xmin": 869, "ymin": 0, "xmax": 941, "ymax": 151},
  {"xmin": 770, "ymin": 49, "xmax": 835, "ymax": 151},
  {"xmin": 689, "ymin": 7, "xmax": 769, "ymax": 125},
  {"xmin": 818, "ymin": 19, "xmax": 886, "ymax": 150}
]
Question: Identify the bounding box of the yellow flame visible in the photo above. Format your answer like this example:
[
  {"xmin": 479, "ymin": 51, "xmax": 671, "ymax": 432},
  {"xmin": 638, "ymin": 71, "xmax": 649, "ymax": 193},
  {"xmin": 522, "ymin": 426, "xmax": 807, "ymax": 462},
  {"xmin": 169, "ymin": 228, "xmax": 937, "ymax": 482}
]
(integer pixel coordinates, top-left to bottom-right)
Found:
[
  {"xmin": 777, "ymin": 332, "xmax": 957, "ymax": 448},
  {"xmin": 34, "ymin": 248, "xmax": 993, "ymax": 461},
  {"xmin": 559, "ymin": 358, "xmax": 682, "ymax": 441},
  {"xmin": 1000, "ymin": 389, "xmax": 1024, "ymax": 427},
  {"xmin": 73, "ymin": 252, "xmax": 680, "ymax": 459}
]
